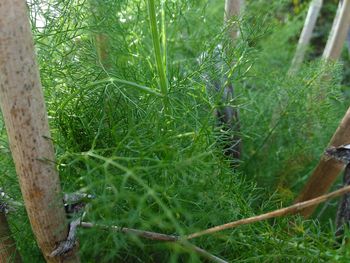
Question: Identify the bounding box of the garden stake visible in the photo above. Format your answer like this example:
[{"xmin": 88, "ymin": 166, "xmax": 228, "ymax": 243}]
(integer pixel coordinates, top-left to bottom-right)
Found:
[
  {"xmin": 323, "ymin": 0, "xmax": 350, "ymax": 60},
  {"xmin": 0, "ymin": 1, "xmax": 80, "ymax": 261},
  {"xmin": 294, "ymin": 106, "xmax": 350, "ymax": 217},
  {"xmin": 289, "ymin": 0, "xmax": 323, "ymax": 75}
]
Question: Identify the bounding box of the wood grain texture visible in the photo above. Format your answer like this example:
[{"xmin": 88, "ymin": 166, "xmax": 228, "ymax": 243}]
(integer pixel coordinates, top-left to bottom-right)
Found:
[
  {"xmin": 0, "ymin": 1, "xmax": 80, "ymax": 262},
  {"xmin": 295, "ymin": 107, "xmax": 350, "ymax": 217}
]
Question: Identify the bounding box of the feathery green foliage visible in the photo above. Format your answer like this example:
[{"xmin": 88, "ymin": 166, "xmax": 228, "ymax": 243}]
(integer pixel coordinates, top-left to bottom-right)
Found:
[{"xmin": 0, "ymin": 0, "xmax": 349, "ymax": 262}]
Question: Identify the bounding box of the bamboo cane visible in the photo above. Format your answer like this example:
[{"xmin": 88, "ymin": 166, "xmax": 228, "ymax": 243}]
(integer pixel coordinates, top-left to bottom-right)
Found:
[
  {"xmin": 294, "ymin": 0, "xmax": 350, "ymax": 218},
  {"xmin": 323, "ymin": 0, "xmax": 350, "ymax": 60},
  {"xmin": 294, "ymin": 107, "xmax": 350, "ymax": 217},
  {"xmin": 224, "ymin": 0, "xmax": 244, "ymax": 42},
  {"xmin": 289, "ymin": 0, "xmax": 323, "ymax": 75},
  {"xmin": 0, "ymin": 1, "xmax": 80, "ymax": 262}
]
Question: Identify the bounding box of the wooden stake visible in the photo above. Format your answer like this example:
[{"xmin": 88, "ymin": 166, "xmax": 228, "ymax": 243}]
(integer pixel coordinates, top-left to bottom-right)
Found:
[
  {"xmin": 0, "ymin": 213, "xmax": 21, "ymax": 262},
  {"xmin": 323, "ymin": 0, "xmax": 350, "ymax": 60},
  {"xmin": 0, "ymin": 1, "xmax": 79, "ymax": 262},
  {"xmin": 295, "ymin": 107, "xmax": 350, "ymax": 217},
  {"xmin": 224, "ymin": 0, "xmax": 244, "ymax": 42},
  {"xmin": 295, "ymin": 2, "xmax": 350, "ymax": 215},
  {"xmin": 289, "ymin": 0, "xmax": 323, "ymax": 75}
]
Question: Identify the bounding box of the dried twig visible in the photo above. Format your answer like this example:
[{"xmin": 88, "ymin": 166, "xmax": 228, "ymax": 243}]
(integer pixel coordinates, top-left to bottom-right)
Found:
[
  {"xmin": 179, "ymin": 241, "xmax": 228, "ymax": 263},
  {"xmin": 81, "ymin": 222, "xmax": 179, "ymax": 241},
  {"xmin": 78, "ymin": 184, "xmax": 350, "ymax": 261},
  {"xmin": 186, "ymin": 184, "xmax": 350, "ymax": 240},
  {"xmin": 80, "ymin": 222, "xmax": 227, "ymax": 263}
]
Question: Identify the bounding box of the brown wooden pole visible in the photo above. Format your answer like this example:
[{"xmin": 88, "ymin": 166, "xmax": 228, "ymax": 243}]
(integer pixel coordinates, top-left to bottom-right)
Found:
[
  {"xmin": 295, "ymin": 0, "xmax": 350, "ymax": 217},
  {"xmin": 0, "ymin": 213, "xmax": 22, "ymax": 262},
  {"xmin": 289, "ymin": 0, "xmax": 323, "ymax": 75},
  {"xmin": 0, "ymin": 1, "xmax": 80, "ymax": 262},
  {"xmin": 322, "ymin": 0, "xmax": 350, "ymax": 60},
  {"xmin": 224, "ymin": 0, "xmax": 244, "ymax": 42},
  {"xmin": 294, "ymin": 107, "xmax": 350, "ymax": 217}
]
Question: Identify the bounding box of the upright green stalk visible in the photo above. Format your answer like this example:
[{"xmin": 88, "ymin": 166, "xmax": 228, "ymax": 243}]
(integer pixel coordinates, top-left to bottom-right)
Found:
[
  {"xmin": 147, "ymin": 0, "xmax": 169, "ymax": 107},
  {"xmin": 161, "ymin": 0, "xmax": 167, "ymax": 74}
]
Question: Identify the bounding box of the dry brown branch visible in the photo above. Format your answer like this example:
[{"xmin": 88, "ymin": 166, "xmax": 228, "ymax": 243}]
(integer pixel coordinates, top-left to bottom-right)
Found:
[
  {"xmin": 0, "ymin": 1, "xmax": 79, "ymax": 262},
  {"xmin": 179, "ymin": 242, "xmax": 228, "ymax": 263},
  {"xmin": 186, "ymin": 184, "xmax": 350, "ymax": 240},
  {"xmin": 80, "ymin": 222, "xmax": 228, "ymax": 263},
  {"xmin": 295, "ymin": 106, "xmax": 350, "ymax": 217},
  {"xmin": 81, "ymin": 222, "xmax": 179, "ymax": 241},
  {"xmin": 80, "ymin": 183, "xmax": 350, "ymax": 259}
]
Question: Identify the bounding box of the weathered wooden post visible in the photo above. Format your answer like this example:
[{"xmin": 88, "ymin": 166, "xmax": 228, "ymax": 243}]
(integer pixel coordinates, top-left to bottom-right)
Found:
[
  {"xmin": 289, "ymin": 0, "xmax": 323, "ymax": 75},
  {"xmin": 0, "ymin": 1, "xmax": 80, "ymax": 261}
]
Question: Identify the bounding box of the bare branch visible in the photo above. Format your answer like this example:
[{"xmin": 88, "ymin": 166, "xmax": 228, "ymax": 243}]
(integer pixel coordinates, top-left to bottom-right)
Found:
[
  {"xmin": 186, "ymin": 184, "xmax": 350, "ymax": 240},
  {"xmin": 81, "ymin": 222, "xmax": 178, "ymax": 241},
  {"xmin": 80, "ymin": 222, "xmax": 227, "ymax": 263}
]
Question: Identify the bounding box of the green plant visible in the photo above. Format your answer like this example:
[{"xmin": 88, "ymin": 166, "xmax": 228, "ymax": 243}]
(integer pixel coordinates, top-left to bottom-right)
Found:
[{"xmin": 0, "ymin": 0, "xmax": 349, "ymax": 262}]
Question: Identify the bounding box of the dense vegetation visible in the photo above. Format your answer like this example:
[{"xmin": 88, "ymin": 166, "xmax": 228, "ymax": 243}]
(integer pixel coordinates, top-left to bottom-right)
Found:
[{"xmin": 1, "ymin": 0, "xmax": 350, "ymax": 261}]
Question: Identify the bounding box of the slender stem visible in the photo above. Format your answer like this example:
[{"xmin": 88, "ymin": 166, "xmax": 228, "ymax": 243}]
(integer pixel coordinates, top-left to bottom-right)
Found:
[
  {"xmin": 80, "ymin": 222, "xmax": 227, "ymax": 263},
  {"xmin": 161, "ymin": 0, "xmax": 167, "ymax": 74},
  {"xmin": 186, "ymin": 184, "xmax": 350, "ymax": 240},
  {"xmin": 147, "ymin": 0, "xmax": 169, "ymax": 106},
  {"xmin": 81, "ymin": 222, "xmax": 179, "ymax": 241}
]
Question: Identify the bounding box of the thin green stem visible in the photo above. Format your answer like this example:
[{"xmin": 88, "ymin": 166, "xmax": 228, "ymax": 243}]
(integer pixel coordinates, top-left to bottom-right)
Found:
[{"xmin": 147, "ymin": 0, "xmax": 169, "ymax": 107}]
